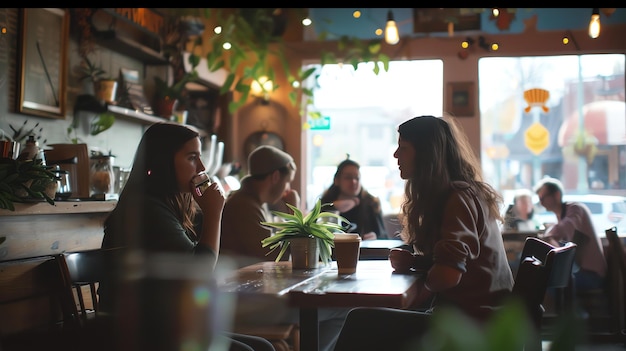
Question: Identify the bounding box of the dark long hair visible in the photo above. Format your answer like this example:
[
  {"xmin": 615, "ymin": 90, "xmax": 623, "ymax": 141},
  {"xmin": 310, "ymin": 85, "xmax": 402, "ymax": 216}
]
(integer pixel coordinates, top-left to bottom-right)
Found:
[
  {"xmin": 321, "ymin": 158, "xmax": 361, "ymax": 201},
  {"xmin": 398, "ymin": 116, "xmax": 502, "ymax": 253},
  {"xmin": 104, "ymin": 123, "xmax": 200, "ymax": 241}
]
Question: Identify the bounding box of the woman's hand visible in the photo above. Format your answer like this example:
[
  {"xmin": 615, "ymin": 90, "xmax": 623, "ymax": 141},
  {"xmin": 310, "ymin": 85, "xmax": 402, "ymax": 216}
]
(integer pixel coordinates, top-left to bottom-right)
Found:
[
  {"xmin": 389, "ymin": 248, "xmax": 415, "ymax": 273},
  {"xmin": 191, "ymin": 180, "xmax": 226, "ymax": 253},
  {"xmin": 191, "ymin": 180, "xmax": 226, "ymax": 219}
]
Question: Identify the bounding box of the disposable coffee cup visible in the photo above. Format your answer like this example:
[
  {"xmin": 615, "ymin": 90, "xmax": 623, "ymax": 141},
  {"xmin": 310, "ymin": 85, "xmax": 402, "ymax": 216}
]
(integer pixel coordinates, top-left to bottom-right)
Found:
[
  {"xmin": 333, "ymin": 233, "xmax": 362, "ymax": 274},
  {"xmin": 192, "ymin": 172, "xmax": 211, "ymax": 196}
]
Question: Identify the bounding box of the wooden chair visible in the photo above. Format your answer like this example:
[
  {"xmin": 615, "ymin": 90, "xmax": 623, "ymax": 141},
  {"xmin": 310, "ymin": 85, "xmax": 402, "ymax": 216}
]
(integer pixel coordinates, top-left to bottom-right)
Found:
[
  {"xmin": 0, "ymin": 255, "xmax": 79, "ymax": 350},
  {"xmin": 60, "ymin": 247, "xmax": 123, "ymax": 323},
  {"xmin": 512, "ymin": 237, "xmax": 578, "ymax": 351}
]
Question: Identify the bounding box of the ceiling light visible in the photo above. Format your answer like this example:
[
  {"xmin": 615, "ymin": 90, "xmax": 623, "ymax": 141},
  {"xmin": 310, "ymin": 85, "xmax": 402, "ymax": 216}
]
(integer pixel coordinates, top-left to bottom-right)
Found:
[
  {"xmin": 251, "ymin": 76, "xmax": 273, "ymax": 100},
  {"xmin": 589, "ymin": 8, "xmax": 600, "ymax": 39},
  {"xmin": 385, "ymin": 10, "xmax": 399, "ymax": 45}
]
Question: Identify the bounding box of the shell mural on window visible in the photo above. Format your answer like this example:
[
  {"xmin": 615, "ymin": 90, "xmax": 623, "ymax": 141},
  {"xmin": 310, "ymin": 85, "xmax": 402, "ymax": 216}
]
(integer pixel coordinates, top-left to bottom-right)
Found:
[{"xmin": 523, "ymin": 88, "xmax": 550, "ymax": 113}]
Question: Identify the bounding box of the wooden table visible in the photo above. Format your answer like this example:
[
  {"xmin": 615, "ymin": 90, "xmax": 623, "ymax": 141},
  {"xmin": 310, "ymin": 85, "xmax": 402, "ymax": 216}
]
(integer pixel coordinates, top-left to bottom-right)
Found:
[
  {"xmin": 219, "ymin": 260, "xmax": 422, "ymax": 351},
  {"xmin": 358, "ymin": 239, "xmax": 406, "ymax": 260}
]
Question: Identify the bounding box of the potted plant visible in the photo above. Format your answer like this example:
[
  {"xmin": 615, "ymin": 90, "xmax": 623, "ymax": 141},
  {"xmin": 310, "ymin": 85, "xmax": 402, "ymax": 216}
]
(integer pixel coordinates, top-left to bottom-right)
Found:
[
  {"xmin": 0, "ymin": 158, "xmax": 57, "ymax": 211},
  {"xmin": 78, "ymin": 56, "xmax": 118, "ymax": 104},
  {"xmin": 261, "ymin": 199, "xmax": 347, "ymax": 268},
  {"xmin": 152, "ymin": 70, "xmax": 198, "ymax": 119}
]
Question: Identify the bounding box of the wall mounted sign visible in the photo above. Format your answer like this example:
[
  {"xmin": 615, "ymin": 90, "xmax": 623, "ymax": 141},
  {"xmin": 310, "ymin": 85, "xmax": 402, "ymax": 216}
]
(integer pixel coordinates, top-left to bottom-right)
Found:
[
  {"xmin": 446, "ymin": 81, "xmax": 474, "ymax": 117},
  {"xmin": 309, "ymin": 116, "xmax": 331, "ymax": 130},
  {"xmin": 17, "ymin": 8, "xmax": 69, "ymax": 119}
]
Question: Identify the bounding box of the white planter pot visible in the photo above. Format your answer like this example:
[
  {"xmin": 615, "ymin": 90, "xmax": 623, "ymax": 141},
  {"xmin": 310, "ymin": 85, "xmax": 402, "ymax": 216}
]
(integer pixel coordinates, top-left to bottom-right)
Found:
[{"xmin": 288, "ymin": 237, "xmax": 319, "ymax": 269}]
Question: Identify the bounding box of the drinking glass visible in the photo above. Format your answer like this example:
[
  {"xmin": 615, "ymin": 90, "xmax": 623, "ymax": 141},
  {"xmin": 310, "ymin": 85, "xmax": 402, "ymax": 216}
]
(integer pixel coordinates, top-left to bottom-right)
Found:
[{"xmin": 192, "ymin": 171, "xmax": 211, "ymax": 196}]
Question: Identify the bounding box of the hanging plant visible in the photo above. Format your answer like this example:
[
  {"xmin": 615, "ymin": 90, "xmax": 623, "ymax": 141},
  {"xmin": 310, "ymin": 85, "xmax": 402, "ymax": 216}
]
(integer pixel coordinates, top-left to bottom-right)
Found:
[
  {"xmin": 194, "ymin": 9, "xmax": 390, "ymax": 117},
  {"xmin": 68, "ymin": 95, "xmax": 115, "ymax": 144}
]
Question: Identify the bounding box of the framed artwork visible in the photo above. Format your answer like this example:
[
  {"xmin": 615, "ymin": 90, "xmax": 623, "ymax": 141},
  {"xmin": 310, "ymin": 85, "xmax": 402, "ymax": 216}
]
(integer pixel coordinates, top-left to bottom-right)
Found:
[
  {"xmin": 17, "ymin": 8, "xmax": 69, "ymax": 119},
  {"xmin": 446, "ymin": 81, "xmax": 474, "ymax": 117}
]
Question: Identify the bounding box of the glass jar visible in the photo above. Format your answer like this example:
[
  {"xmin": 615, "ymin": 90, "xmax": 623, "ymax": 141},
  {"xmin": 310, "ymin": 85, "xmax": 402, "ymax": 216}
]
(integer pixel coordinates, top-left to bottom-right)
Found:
[{"xmin": 90, "ymin": 154, "xmax": 115, "ymax": 195}]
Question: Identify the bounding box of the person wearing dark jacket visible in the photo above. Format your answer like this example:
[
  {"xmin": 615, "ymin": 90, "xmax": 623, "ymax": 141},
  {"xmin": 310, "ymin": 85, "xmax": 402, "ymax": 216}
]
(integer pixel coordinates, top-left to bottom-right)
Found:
[
  {"xmin": 100, "ymin": 123, "xmax": 274, "ymax": 351},
  {"xmin": 320, "ymin": 157, "xmax": 387, "ymax": 240}
]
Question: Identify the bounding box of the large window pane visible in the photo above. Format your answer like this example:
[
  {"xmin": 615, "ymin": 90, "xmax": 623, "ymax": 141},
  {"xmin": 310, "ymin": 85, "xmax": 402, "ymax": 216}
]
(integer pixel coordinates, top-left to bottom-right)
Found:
[
  {"xmin": 304, "ymin": 60, "xmax": 443, "ymax": 214},
  {"xmin": 479, "ymin": 54, "xmax": 626, "ymax": 235}
]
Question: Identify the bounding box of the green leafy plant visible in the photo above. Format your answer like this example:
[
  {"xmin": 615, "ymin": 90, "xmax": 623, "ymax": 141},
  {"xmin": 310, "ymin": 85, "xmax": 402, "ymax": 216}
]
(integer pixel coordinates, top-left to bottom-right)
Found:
[
  {"xmin": 68, "ymin": 94, "xmax": 115, "ymax": 144},
  {"xmin": 196, "ymin": 9, "xmax": 391, "ymax": 119},
  {"xmin": 7, "ymin": 120, "xmax": 45, "ymax": 144},
  {"xmin": 78, "ymin": 56, "xmax": 113, "ymax": 83},
  {"xmin": 0, "ymin": 159, "xmax": 56, "ymax": 211},
  {"xmin": 261, "ymin": 199, "xmax": 346, "ymax": 264},
  {"xmin": 153, "ymin": 70, "xmax": 199, "ymax": 101}
]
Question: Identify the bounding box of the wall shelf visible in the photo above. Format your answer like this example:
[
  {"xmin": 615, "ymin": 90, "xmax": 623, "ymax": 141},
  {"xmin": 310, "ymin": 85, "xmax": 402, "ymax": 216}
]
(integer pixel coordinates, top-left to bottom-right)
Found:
[
  {"xmin": 107, "ymin": 105, "xmax": 206, "ymax": 137},
  {"xmin": 90, "ymin": 8, "xmax": 168, "ymax": 65}
]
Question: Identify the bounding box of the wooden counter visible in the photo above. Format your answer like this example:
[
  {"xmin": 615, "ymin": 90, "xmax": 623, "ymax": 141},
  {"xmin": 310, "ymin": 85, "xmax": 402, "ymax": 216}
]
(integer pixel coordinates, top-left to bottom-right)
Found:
[{"xmin": 0, "ymin": 201, "xmax": 116, "ymax": 261}]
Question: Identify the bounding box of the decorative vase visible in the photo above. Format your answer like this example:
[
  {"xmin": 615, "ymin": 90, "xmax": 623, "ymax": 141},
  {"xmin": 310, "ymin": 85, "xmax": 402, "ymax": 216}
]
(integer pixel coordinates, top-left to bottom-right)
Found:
[{"xmin": 288, "ymin": 237, "xmax": 319, "ymax": 269}]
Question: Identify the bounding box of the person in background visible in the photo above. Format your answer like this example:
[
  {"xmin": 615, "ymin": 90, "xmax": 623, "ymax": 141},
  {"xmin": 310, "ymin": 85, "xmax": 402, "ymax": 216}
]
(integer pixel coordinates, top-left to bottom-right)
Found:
[
  {"xmin": 320, "ymin": 156, "xmax": 387, "ymax": 240},
  {"xmin": 502, "ymin": 188, "xmax": 541, "ymax": 232},
  {"xmin": 100, "ymin": 123, "xmax": 275, "ymax": 351},
  {"xmin": 344, "ymin": 115, "xmax": 514, "ymax": 349},
  {"xmin": 220, "ymin": 145, "xmax": 300, "ymax": 267},
  {"xmin": 220, "ymin": 145, "xmax": 347, "ymax": 351},
  {"xmin": 533, "ymin": 177, "xmax": 607, "ymax": 293}
]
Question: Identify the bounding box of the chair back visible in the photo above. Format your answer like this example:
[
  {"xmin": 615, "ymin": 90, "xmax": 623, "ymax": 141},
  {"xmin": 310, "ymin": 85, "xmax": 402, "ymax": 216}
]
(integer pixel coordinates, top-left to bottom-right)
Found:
[
  {"xmin": 60, "ymin": 247, "xmax": 124, "ymax": 322},
  {"xmin": 512, "ymin": 237, "xmax": 577, "ymax": 351},
  {"xmin": 605, "ymin": 227, "xmax": 626, "ymax": 333}
]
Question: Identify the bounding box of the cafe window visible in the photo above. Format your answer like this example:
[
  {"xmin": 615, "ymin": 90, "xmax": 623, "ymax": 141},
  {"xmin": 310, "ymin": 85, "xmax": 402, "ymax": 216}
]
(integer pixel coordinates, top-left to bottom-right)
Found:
[
  {"xmin": 478, "ymin": 54, "xmax": 626, "ymax": 204},
  {"xmin": 304, "ymin": 60, "xmax": 444, "ymax": 214}
]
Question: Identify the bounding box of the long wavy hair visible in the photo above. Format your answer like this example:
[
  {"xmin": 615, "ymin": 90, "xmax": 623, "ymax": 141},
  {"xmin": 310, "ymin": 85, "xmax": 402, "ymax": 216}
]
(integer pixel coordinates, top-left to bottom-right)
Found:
[
  {"xmin": 104, "ymin": 123, "xmax": 200, "ymax": 240},
  {"xmin": 398, "ymin": 116, "xmax": 502, "ymax": 253}
]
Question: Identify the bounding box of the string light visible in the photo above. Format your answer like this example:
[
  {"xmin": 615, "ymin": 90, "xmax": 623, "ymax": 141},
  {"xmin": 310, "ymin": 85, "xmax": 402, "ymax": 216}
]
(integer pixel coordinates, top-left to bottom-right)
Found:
[
  {"xmin": 385, "ymin": 10, "xmax": 399, "ymax": 45},
  {"xmin": 588, "ymin": 8, "xmax": 600, "ymax": 39}
]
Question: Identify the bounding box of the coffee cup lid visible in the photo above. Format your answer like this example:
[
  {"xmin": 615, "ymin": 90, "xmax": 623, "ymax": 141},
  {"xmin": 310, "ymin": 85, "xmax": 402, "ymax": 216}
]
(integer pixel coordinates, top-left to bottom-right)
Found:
[{"xmin": 334, "ymin": 233, "xmax": 361, "ymax": 241}]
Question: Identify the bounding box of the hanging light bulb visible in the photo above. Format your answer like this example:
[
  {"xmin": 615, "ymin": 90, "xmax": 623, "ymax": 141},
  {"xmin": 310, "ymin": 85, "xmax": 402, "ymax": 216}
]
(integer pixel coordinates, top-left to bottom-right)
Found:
[
  {"xmin": 385, "ymin": 10, "xmax": 399, "ymax": 45},
  {"xmin": 588, "ymin": 8, "xmax": 601, "ymax": 39}
]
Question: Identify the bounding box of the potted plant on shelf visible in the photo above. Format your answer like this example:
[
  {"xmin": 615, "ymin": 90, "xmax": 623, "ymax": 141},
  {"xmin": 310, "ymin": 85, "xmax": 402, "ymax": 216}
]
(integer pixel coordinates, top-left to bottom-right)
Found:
[
  {"xmin": 152, "ymin": 71, "xmax": 198, "ymax": 119},
  {"xmin": 78, "ymin": 56, "xmax": 118, "ymax": 104},
  {"xmin": 261, "ymin": 199, "xmax": 346, "ymax": 269}
]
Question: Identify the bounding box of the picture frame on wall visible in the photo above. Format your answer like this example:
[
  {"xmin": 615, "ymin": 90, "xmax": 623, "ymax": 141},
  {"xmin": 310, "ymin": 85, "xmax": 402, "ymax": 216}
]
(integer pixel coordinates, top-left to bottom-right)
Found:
[
  {"xmin": 446, "ymin": 81, "xmax": 474, "ymax": 117},
  {"xmin": 17, "ymin": 8, "xmax": 69, "ymax": 119}
]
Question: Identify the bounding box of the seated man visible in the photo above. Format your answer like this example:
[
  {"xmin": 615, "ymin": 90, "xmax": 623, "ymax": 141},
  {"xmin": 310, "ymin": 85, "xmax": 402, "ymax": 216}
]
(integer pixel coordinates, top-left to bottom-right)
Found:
[
  {"xmin": 220, "ymin": 145, "xmax": 346, "ymax": 351},
  {"xmin": 533, "ymin": 177, "xmax": 607, "ymax": 293}
]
